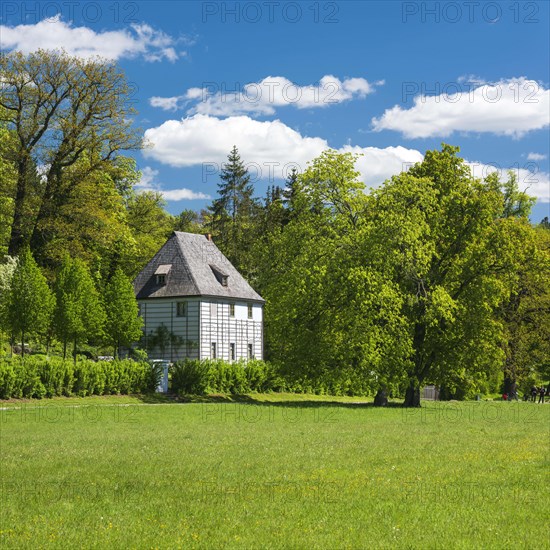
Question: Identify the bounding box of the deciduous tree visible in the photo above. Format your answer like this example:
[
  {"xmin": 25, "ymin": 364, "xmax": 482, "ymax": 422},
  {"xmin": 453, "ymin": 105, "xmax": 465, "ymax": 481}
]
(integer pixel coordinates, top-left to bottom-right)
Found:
[
  {"xmin": 104, "ymin": 268, "xmax": 143, "ymax": 358},
  {"xmin": 7, "ymin": 248, "xmax": 54, "ymax": 357}
]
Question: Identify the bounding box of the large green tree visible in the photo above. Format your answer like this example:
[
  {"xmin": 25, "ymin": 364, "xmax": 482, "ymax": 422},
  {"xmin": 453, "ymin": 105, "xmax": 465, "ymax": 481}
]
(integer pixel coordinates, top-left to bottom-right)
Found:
[
  {"xmin": 370, "ymin": 145, "xmax": 532, "ymax": 405},
  {"xmin": 257, "ymin": 150, "xmax": 410, "ymax": 391},
  {"xmin": 54, "ymin": 256, "xmax": 106, "ymax": 361},
  {"xmin": 0, "ymin": 50, "xmax": 142, "ymax": 260},
  {"xmin": 104, "ymin": 268, "xmax": 143, "ymax": 358},
  {"xmin": 7, "ymin": 248, "xmax": 54, "ymax": 356}
]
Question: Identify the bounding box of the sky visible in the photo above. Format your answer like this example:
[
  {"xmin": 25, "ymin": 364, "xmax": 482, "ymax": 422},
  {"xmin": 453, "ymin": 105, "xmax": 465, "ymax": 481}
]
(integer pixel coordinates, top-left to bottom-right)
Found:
[{"xmin": 1, "ymin": 1, "xmax": 549, "ymax": 221}]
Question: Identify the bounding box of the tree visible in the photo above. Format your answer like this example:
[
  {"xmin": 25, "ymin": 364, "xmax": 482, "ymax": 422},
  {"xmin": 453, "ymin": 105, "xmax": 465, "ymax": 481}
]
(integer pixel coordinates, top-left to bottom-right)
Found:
[
  {"xmin": 0, "ymin": 255, "xmax": 18, "ymax": 351},
  {"xmin": 207, "ymin": 146, "xmax": 259, "ymax": 275},
  {"xmin": 54, "ymin": 256, "xmax": 106, "ymax": 361},
  {"xmin": 104, "ymin": 268, "xmax": 143, "ymax": 358},
  {"xmin": 499, "ymin": 224, "xmax": 550, "ymax": 393},
  {"xmin": 7, "ymin": 248, "xmax": 54, "ymax": 357},
  {"xmin": 124, "ymin": 190, "xmax": 174, "ymax": 277},
  {"xmin": 0, "ymin": 124, "xmax": 18, "ymax": 256},
  {"xmin": 0, "ymin": 50, "xmax": 142, "ymax": 258},
  {"xmin": 258, "ymin": 150, "xmax": 410, "ymax": 393},
  {"xmin": 369, "ymin": 145, "xmax": 532, "ymax": 406},
  {"xmin": 173, "ymin": 209, "xmax": 204, "ymax": 234}
]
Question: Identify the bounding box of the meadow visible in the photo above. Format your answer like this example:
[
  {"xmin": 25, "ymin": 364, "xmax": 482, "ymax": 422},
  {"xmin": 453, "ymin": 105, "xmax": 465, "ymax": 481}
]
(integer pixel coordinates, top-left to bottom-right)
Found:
[{"xmin": 0, "ymin": 394, "xmax": 548, "ymax": 549}]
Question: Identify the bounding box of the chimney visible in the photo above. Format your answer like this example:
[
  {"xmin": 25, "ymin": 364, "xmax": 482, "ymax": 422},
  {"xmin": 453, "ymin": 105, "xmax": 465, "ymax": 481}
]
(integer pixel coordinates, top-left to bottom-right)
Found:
[{"xmin": 205, "ymin": 233, "xmax": 212, "ymax": 241}]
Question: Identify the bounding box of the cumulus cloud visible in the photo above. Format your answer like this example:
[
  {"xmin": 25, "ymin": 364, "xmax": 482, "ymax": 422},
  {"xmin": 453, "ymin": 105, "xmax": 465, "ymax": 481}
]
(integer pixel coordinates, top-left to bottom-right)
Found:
[
  {"xmin": 144, "ymin": 114, "xmax": 550, "ymax": 202},
  {"xmin": 372, "ymin": 77, "xmax": 549, "ymax": 139},
  {"xmin": 143, "ymin": 114, "xmax": 423, "ymax": 187},
  {"xmin": 149, "ymin": 75, "xmax": 382, "ymax": 115},
  {"xmin": 137, "ymin": 166, "xmax": 210, "ymax": 201},
  {"xmin": 0, "ymin": 15, "xmax": 182, "ymax": 61},
  {"xmin": 527, "ymin": 152, "xmax": 547, "ymax": 161}
]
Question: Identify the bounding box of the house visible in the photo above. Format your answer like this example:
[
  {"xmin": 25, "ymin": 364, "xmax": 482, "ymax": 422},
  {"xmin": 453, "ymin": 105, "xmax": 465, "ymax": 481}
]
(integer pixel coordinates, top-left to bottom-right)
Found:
[{"xmin": 133, "ymin": 231, "xmax": 264, "ymax": 362}]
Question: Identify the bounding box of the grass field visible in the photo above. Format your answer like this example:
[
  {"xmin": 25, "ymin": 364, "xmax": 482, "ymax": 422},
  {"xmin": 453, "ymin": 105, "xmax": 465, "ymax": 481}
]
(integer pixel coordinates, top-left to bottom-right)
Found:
[{"xmin": 1, "ymin": 394, "xmax": 548, "ymax": 549}]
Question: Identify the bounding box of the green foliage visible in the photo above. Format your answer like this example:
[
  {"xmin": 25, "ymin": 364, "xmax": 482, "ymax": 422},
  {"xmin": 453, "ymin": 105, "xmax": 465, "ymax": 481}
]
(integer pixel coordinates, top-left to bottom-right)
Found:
[
  {"xmin": 170, "ymin": 359, "xmax": 375, "ymax": 397},
  {"xmin": 171, "ymin": 359, "xmax": 279, "ymax": 395},
  {"xmin": 0, "ymin": 50, "xmax": 142, "ymax": 260},
  {"xmin": 124, "ymin": 190, "xmax": 174, "ymax": 277},
  {"xmin": 6, "ymin": 248, "xmax": 54, "ymax": 353},
  {"xmin": 104, "ymin": 268, "xmax": 143, "ymax": 357},
  {"xmin": 207, "ymin": 146, "xmax": 260, "ymax": 276},
  {"xmin": 0, "ymin": 356, "xmax": 158, "ymax": 399},
  {"xmin": 54, "ymin": 256, "xmax": 106, "ymax": 358}
]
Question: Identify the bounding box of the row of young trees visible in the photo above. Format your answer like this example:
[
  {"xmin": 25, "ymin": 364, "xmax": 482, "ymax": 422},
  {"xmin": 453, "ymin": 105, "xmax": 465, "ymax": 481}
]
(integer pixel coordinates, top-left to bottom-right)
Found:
[{"xmin": 0, "ymin": 249, "xmax": 142, "ymax": 360}]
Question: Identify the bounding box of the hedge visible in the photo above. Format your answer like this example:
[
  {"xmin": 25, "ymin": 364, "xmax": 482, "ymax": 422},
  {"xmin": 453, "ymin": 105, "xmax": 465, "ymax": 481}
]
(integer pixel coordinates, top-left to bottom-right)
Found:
[
  {"xmin": 170, "ymin": 359, "xmax": 281, "ymax": 395},
  {"xmin": 0, "ymin": 356, "xmax": 160, "ymax": 399},
  {"xmin": 170, "ymin": 359, "xmax": 373, "ymax": 396}
]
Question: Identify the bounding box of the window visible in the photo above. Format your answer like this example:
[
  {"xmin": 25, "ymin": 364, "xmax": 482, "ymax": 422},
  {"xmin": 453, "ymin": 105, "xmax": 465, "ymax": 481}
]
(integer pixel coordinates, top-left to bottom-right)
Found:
[
  {"xmin": 137, "ymin": 303, "xmax": 142, "ymax": 317},
  {"xmin": 210, "ymin": 303, "xmax": 218, "ymax": 317},
  {"xmin": 176, "ymin": 302, "xmax": 186, "ymax": 317},
  {"xmin": 247, "ymin": 343, "xmax": 254, "ymax": 359},
  {"xmin": 156, "ymin": 274, "xmax": 166, "ymax": 285},
  {"xmin": 211, "ymin": 342, "xmax": 217, "ymax": 359},
  {"xmin": 247, "ymin": 304, "xmax": 253, "ymax": 319},
  {"xmin": 230, "ymin": 343, "xmax": 235, "ymax": 361},
  {"xmin": 229, "ymin": 304, "xmax": 235, "ymax": 317}
]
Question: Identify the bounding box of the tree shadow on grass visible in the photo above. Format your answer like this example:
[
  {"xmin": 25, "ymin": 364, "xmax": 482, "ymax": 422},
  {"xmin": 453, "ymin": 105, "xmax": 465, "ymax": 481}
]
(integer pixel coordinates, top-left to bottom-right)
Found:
[{"xmin": 161, "ymin": 393, "xmax": 405, "ymax": 409}]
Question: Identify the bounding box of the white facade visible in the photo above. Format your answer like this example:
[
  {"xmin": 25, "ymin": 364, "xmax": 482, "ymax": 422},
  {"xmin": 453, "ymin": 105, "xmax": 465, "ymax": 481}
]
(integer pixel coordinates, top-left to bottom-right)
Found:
[{"xmin": 139, "ymin": 297, "xmax": 263, "ymax": 362}]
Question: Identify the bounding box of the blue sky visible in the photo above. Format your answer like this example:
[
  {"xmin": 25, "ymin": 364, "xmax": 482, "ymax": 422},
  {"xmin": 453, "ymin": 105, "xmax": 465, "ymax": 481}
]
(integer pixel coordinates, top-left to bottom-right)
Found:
[{"xmin": 1, "ymin": 1, "xmax": 549, "ymax": 220}]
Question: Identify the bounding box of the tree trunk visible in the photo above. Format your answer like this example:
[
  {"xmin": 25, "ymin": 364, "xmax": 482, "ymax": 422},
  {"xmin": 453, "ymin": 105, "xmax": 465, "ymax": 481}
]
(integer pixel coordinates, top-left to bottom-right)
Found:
[
  {"xmin": 373, "ymin": 388, "xmax": 388, "ymax": 407},
  {"xmin": 8, "ymin": 162, "xmax": 30, "ymax": 256},
  {"xmin": 21, "ymin": 329, "xmax": 25, "ymax": 362},
  {"xmin": 404, "ymin": 381, "xmax": 421, "ymax": 407}
]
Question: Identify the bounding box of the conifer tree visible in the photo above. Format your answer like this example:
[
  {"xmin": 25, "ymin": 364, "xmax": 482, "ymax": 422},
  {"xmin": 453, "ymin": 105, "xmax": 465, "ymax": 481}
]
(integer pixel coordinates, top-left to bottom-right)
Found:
[{"xmin": 207, "ymin": 146, "xmax": 259, "ymax": 274}]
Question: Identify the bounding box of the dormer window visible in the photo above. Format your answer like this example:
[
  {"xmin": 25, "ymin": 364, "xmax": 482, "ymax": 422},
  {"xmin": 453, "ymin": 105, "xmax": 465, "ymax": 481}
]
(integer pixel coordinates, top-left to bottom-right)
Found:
[
  {"xmin": 154, "ymin": 264, "xmax": 171, "ymax": 286},
  {"xmin": 210, "ymin": 264, "xmax": 229, "ymax": 287}
]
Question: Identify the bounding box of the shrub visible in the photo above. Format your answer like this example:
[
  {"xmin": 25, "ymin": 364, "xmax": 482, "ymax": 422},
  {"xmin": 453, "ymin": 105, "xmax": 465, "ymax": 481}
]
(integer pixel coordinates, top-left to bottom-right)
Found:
[
  {"xmin": 171, "ymin": 359, "xmax": 279, "ymax": 395},
  {"xmin": 0, "ymin": 356, "xmax": 158, "ymax": 399}
]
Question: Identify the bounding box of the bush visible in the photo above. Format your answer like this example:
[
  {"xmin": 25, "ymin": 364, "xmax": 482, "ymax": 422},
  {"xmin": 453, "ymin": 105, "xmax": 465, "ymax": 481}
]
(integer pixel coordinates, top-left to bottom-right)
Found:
[
  {"xmin": 171, "ymin": 359, "xmax": 280, "ymax": 395},
  {"xmin": 170, "ymin": 359, "xmax": 372, "ymax": 397},
  {"xmin": 0, "ymin": 356, "xmax": 158, "ymax": 399}
]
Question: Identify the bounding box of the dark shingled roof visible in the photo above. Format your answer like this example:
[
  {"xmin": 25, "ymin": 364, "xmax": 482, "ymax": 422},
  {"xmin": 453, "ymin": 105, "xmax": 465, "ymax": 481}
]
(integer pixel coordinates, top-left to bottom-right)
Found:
[{"xmin": 133, "ymin": 232, "xmax": 264, "ymax": 302}]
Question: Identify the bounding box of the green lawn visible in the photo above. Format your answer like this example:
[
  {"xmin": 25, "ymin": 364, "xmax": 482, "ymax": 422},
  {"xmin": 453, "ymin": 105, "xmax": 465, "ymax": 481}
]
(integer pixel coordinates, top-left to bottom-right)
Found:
[{"xmin": 1, "ymin": 394, "xmax": 548, "ymax": 549}]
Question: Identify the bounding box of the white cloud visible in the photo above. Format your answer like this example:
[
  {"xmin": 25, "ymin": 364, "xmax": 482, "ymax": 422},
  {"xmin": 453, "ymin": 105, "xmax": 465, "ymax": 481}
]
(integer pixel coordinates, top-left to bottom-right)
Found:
[
  {"xmin": 372, "ymin": 77, "xmax": 549, "ymax": 139},
  {"xmin": 149, "ymin": 96, "xmax": 182, "ymax": 111},
  {"xmin": 162, "ymin": 188, "xmax": 211, "ymax": 200},
  {"xmin": 0, "ymin": 15, "xmax": 182, "ymax": 61},
  {"xmin": 143, "ymin": 114, "xmax": 423, "ymax": 187},
  {"xmin": 527, "ymin": 152, "xmax": 547, "ymax": 161},
  {"xmin": 149, "ymin": 75, "xmax": 381, "ymax": 115},
  {"xmin": 144, "ymin": 114, "xmax": 550, "ymax": 202},
  {"xmin": 137, "ymin": 166, "xmax": 209, "ymax": 201}
]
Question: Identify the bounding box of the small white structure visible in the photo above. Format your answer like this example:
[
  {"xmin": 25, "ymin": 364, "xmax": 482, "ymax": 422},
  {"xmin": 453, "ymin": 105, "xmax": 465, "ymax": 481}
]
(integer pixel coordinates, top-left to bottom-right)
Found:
[{"xmin": 133, "ymin": 232, "xmax": 264, "ymax": 362}]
